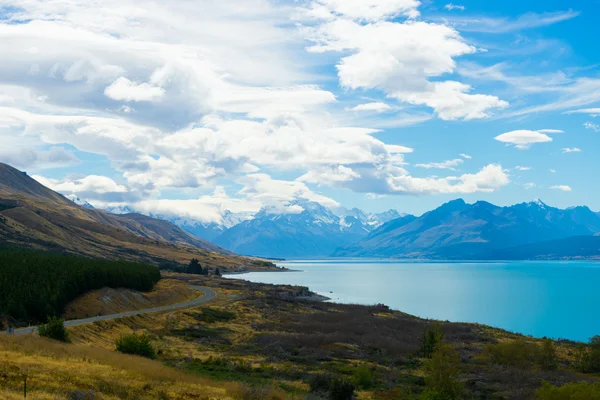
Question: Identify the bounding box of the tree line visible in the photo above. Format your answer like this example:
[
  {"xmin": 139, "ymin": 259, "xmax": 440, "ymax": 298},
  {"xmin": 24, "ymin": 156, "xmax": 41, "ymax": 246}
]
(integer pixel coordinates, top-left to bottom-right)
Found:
[{"xmin": 0, "ymin": 248, "xmax": 161, "ymax": 323}]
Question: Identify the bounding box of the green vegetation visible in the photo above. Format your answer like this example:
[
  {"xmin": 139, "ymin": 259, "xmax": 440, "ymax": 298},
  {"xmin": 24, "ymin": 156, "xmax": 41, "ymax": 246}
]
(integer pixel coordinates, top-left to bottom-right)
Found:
[
  {"xmin": 419, "ymin": 324, "xmax": 444, "ymax": 358},
  {"xmin": 38, "ymin": 316, "xmax": 70, "ymax": 342},
  {"xmin": 115, "ymin": 333, "xmax": 157, "ymax": 359},
  {"xmin": 196, "ymin": 308, "xmax": 236, "ymax": 323},
  {"xmin": 535, "ymin": 381, "xmax": 600, "ymax": 399},
  {"xmin": 485, "ymin": 339, "xmax": 558, "ymax": 370},
  {"xmin": 353, "ymin": 365, "xmax": 376, "ymax": 389},
  {"xmin": 186, "ymin": 258, "xmax": 207, "ymax": 275},
  {"xmin": 309, "ymin": 375, "xmax": 356, "ymax": 400},
  {"xmin": 420, "ymin": 343, "xmax": 463, "ymax": 400},
  {"xmin": 574, "ymin": 335, "xmax": 600, "ymax": 373},
  {"xmin": 0, "ymin": 248, "xmax": 161, "ymax": 322}
]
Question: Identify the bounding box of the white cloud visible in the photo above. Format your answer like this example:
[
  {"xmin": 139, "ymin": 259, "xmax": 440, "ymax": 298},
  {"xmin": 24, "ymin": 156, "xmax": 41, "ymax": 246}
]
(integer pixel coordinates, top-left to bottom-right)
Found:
[
  {"xmin": 459, "ymin": 153, "xmax": 472, "ymax": 159},
  {"xmin": 104, "ymin": 77, "xmax": 165, "ymax": 102},
  {"xmin": 562, "ymin": 147, "xmax": 581, "ymax": 153},
  {"xmin": 515, "ymin": 166, "xmax": 531, "ymax": 171},
  {"xmin": 443, "ymin": 10, "xmax": 579, "ymax": 33},
  {"xmin": 301, "ymin": 4, "xmax": 508, "ymax": 120},
  {"xmin": 494, "ymin": 129, "xmax": 556, "ymax": 149},
  {"xmin": 302, "ymin": 0, "xmax": 422, "ymax": 21},
  {"xmin": 584, "ymin": 122, "xmax": 600, "ymax": 132},
  {"xmin": 416, "ymin": 159, "xmax": 464, "ymax": 170},
  {"xmin": 0, "ymin": 145, "xmax": 80, "ymax": 171},
  {"xmin": 347, "ymin": 102, "xmax": 392, "ymax": 112},
  {"xmin": 33, "ymin": 174, "xmax": 144, "ymax": 203},
  {"xmin": 444, "ymin": 3, "xmax": 465, "ymax": 11},
  {"xmin": 565, "ymin": 108, "xmax": 600, "ymax": 117},
  {"xmin": 523, "ymin": 182, "xmax": 536, "ymax": 189},
  {"xmin": 387, "ymin": 164, "xmax": 510, "ymax": 195},
  {"xmin": 549, "ymin": 185, "xmax": 572, "ymax": 192},
  {"xmin": 537, "ymin": 129, "xmax": 564, "ymax": 134},
  {"xmin": 549, "ymin": 169, "xmax": 557, "ymax": 173}
]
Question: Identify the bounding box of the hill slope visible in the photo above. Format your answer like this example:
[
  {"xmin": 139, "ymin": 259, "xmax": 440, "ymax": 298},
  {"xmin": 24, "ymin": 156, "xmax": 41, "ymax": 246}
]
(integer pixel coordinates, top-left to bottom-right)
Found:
[
  {"xmin": 334, "ymin": 199, "xmax": 600, "ymax": 259},
  {"xmin": 0, "ymin": 163, "xmax": 259, "ymax": 270}
]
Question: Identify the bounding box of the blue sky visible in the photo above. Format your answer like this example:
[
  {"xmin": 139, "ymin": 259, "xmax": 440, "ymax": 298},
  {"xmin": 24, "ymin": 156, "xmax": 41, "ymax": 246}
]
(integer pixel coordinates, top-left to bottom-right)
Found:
[{"xmin": 0, "ymin": 0, "xmax": 599, "ymax": 222}]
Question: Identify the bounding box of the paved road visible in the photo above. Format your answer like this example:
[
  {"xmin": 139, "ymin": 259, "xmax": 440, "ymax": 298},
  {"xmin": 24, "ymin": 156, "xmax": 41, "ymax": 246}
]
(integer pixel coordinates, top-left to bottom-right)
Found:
[{"xmin": 12, "ymin": 285, "xmax": 217, "ymax": 335}]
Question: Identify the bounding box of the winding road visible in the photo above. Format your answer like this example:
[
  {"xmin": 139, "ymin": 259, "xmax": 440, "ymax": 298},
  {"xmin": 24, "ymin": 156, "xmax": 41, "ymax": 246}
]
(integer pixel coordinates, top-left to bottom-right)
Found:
[{"xmin": 13, "ymin": 285, "xmax": 217, "ymax": 335}]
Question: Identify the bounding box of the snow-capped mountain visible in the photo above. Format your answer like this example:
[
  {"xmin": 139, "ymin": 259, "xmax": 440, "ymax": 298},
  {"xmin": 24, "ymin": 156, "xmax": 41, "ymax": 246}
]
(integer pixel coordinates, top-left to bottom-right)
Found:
[
  {"xmin": 64, "ymin": 194, "xmax": 95, "ymax": 209},
  {"xmin": 103, "ymin": 205, "xmax": 136, "ymax": 215},
  {"xmin": 213, "ymin": 200, "xmax": 403, "ymax": 258},
  {"xmin": 168, "ymin": 211, "xmax": 254, "ymax": 241}
]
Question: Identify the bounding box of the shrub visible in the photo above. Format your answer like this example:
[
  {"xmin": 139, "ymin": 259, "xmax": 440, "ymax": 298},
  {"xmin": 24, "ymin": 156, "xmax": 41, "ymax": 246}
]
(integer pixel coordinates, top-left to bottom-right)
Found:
[
  {"xmin": 116, "ymin": 333, "xmax": 156, "ymax": 359},
  {"xmin": 38, "ymin": 316, "xmax": 69, "ymax": 342},
  {"xmin": 198, "ymin": 308, "xmax": 236, "ymax": 323},
  {"xmin": 539, "ymin": 339, "xmax": 558, "ymax": 371},
  {"xmin": 309, "ymin": 374, "xmax": 356, "ymax": 400},
  {"xmin": 419, "ymin": 324, "xmax": 444, "ymax": 358},
  {"xmin": 535, "ymin": 380, "xmax": 600, "ymax": 400},
  {"xmin": 330, "ymin": 378, "xmax": 356, "ymax": 400},
  {"xmin": 485, "ymin": 339, "xmax": 540, "ymax": 369},
  {"xmin": 422, "ymin": 344, "xmax": 463, "ymax": 400},
  {"xmin": 353, "ymin": 365, "xmax": 376, "ymax": 389},
  {"xmin": 576, "ymin": 335, "xmax": 600, "ymax": 373},
  {"xmin": 230, "ymin": 384, "xmax": 287, "ymax": 400}
]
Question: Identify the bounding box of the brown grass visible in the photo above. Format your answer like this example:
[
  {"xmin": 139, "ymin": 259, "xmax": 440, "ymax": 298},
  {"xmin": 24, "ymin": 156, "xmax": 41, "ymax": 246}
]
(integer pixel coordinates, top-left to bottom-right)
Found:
[{"xmin": 64, "ymin": 278, "xmax": 203, "ymax": 319}]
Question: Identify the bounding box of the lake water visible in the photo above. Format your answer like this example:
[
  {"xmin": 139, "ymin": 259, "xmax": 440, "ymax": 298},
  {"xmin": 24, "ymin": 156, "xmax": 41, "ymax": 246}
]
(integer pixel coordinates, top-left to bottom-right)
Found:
[{"xmin": 227, "ymin": 260, "xmax": 600, "ymax": 342}]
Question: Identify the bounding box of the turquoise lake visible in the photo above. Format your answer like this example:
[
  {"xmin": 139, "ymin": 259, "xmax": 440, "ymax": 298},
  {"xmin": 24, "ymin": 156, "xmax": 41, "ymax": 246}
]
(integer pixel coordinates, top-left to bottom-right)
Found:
[{"xmin": 227, "ymin": 260, "xmax": 600, "ymax": 342}]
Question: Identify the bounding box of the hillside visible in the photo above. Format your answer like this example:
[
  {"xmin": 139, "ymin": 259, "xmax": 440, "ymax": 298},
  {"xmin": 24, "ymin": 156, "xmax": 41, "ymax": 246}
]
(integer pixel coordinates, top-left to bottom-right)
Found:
[
  {"xmin": 0, "ymin": 163, "xmax": 265, "ymax": 270},
  {"xmin": 335, "ymin": 199, "xmax": 600, "ymax": 259}
]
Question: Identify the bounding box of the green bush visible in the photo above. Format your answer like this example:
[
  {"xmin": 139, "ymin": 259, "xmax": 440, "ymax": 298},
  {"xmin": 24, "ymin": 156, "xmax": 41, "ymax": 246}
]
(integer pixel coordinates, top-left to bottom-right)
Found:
[
  {"xmin": 535, "ymin": 380, "xmax": 600, "ymax": 400},
  {"xmin": 419, "ymin": 324, "xmax": 444, "ymax": 358},
  {"xmin": 116, "ymin": 333, "xmax": 156, "ymax": 359},
  {"xmin": 198, "ymin": 308, "xmax": 236, "ymax": 323},
  {"xmin": 486, "ymin": 338, "xmax": 559, "ymax": 371},
  {"xmin": 539, "ymin": 339, "xmax": 558, "ymax": 371},
  {"xmin": 309, "ymin": 374, "xmax": 355, "ymax": 400},
  {"xmin": 575, "ymin": 335, "xmax": 600, "ymax": 373},
  {"xmin": 353, "ymin": 365, "xmax": 376, "ymax": 389},
  {"xmin": 485, "ymin": 339, "xmax": 540, "ymax": 369},
  {"xmin": 38, "ymin": 316, "xmax": 69, "ymax": 342},
  {"xmin": 422, "ymin": 344, "xmax": 463, "ymax": 400}
]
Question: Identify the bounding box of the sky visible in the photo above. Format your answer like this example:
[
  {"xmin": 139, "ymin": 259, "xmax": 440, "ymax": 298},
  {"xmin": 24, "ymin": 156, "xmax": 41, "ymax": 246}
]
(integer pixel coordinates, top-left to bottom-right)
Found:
[{"xmin": 0, "ymin": 0, "xmax": 599, "ymax": 223}]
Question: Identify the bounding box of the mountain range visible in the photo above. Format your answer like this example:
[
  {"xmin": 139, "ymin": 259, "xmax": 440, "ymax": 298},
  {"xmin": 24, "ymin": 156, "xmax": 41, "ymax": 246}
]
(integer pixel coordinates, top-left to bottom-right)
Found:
[
  {"xmin": 335, "ymin": 199, "xmax": 600, "ymax": 260},
  {"xmin": 15, "ymin": 157, "xmax": 600, "ymax": 261},
  {"xmin": 0, "ymin": 162, "xmax": 264, "ymax": 270}
]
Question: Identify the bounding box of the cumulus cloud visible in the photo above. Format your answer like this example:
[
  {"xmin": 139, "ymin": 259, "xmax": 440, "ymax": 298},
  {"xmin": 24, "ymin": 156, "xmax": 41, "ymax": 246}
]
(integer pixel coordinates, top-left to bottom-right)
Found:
[
  {"xmin": 494, "ymin": 129, "xmax": 557, "ymax": 149},
  {"xmin": 33, "ymin": 174, "xmax": 144, "ymax": 203},
  {"xmin": 347, "ymin": 102, "xmax": 392, "ymax": 112},
  {"xmin": 549, "ymin": 185, "xmax": 572, "ymax": 192},
  {"xmin": 104, "ymin": 77, "xmax": 165, "ymax": 102},
  {"xmin": 0, "ymin": 0, "xmax": 520, "ymax": 221},
  {"xmin": 562, "ymin": 147, "xmax": 581, "ymax": 153},
  {"xmin": 300, "ymin": 2, "xmax": 508, "ymax": 120},
  {"xmin": 416, "ymin": 159, "xmax": 463, "ymax": 170}
]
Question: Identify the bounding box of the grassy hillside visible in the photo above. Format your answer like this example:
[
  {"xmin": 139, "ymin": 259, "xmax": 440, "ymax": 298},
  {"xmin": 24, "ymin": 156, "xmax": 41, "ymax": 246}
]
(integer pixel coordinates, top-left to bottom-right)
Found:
[{"xmin": 0, "ymin": 162, "xmax": 275, "ymax": 271}]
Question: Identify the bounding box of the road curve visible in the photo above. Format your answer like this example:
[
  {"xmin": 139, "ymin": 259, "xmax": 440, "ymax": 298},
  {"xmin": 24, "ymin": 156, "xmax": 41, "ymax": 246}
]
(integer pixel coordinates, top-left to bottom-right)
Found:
[{"xmin": 13, "ymin": 285, "xmax": 217, "ymax": 335}]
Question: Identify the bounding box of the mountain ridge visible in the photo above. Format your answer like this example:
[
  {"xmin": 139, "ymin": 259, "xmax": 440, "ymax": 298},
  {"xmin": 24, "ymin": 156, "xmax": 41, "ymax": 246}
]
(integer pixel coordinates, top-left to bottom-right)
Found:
[{"xmin": 334, "ymin": 198, "xmax": 600, "ymax": 260}]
